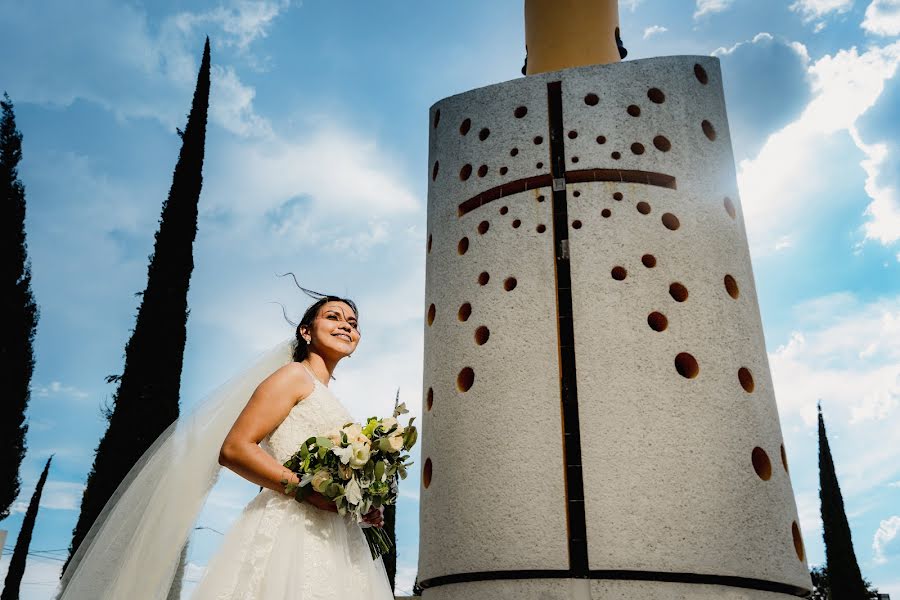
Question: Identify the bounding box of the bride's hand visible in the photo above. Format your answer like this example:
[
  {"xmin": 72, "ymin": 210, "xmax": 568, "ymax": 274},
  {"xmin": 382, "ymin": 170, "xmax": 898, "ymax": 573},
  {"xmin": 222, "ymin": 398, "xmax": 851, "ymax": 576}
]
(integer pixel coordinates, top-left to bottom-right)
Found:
[
  {"xmin": 362, "ymin": 506, "xmax": 384, "ymax": 528},
  {"xmin": 304, "ymin": 491, "xmax": 338, "ymax": 513}
]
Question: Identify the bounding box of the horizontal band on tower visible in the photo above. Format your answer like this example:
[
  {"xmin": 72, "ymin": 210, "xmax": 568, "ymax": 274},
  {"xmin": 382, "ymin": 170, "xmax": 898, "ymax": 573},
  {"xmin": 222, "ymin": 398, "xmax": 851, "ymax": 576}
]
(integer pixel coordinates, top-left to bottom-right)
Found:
[
  {"xmin": 456, "ymin": 169, "xmax": 677, "ymax": 217},
  {"xmin": 417, "ymin": 568, "xmax": 809, "ymax": 597}
]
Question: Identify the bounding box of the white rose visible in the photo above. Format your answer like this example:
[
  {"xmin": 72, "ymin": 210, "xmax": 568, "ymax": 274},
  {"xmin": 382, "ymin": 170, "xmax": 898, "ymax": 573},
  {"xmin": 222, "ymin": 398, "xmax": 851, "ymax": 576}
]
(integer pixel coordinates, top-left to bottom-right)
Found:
[
  {"xmin": 311, "ymin": 470, "xmax": 332, "ymax": 493},
  {"xmin": 386, "ymin": 432, "xmax": 404, "ymax": 452},
  {"xmin": 342, "ymin": 423, "xmax": 369, "ymax": 444},
  {"xmin": 348, "ymin": 441, "xmax": 371, "ymax": 469}
]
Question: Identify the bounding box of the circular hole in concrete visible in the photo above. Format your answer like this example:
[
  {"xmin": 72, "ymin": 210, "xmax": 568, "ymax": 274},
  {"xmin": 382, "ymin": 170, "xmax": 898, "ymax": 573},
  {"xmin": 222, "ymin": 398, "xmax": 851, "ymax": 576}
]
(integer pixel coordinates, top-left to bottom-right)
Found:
[
  {"xmin": 637, "ymin": 201, "xmax": 651, "ymax": 214},
  {"xmin": 427, "ymin": 303, "xmax": 436, "ymax": 326},
  {"xmin": 460, "ymin": 164, "xmax": 472, "ymax": 181},
  {"xmin": 596, "ymin": 135, "xmax": 607, "ymax": 144},
  {"xmin": 752, "ymin": 447, "xmax": 772, "ymax": 481},
  {"xmin": 572, "ymin": 220, "xmax": 582, "ymax": 229},
  {"xmin": 475, "ymin": 325, "xmax": 490, "ymax": 345},
  {"xmin": 792, "ymin": 522, "xmax": 805, "ymax": 562},
  {"xmin": 478, "ymin": 272, "xmax": 489, "ymax": 286},
  {"xmin": 427, "ymin": 233, "xmax": 432, "ymax": 253},
  {"xmin": 611, "ymin": 266, "xmax": 627, "ymax": 280},
  {"xmin": 613, "ymin": 192, "xmax": 624, "ymax": 201},
  {"xmin": 602, "ymin": 209, "xmax": 612, "ymax": 218},
  {"xmin": 648, "ymin": 312, "xmax": 668, "ymax": 331},
  {"xmin": 662, "ymin": 213, "xmax": 680, "ymax": 230},
  {"xmin": 458, "ymin": 237, "xmax": 469, "ymax": 255},
  {"xmin": 477, "ymin": 164, "xmax": 488, "ymax": 178},
  {"xmin": 739, "ymin": 367, "xmax": 755, "ymax": 393},
  {"xmin": 534, "ymin": 135, "xmax": 544, "ymax": 145},
  {"xmin": 477, "ymin": 221, "xmax": 490, "ymax": 235},
  {"xmin": 571, "ymin": 156, "xmax": 580, "ymax": 163},
  {"xmin": 627, "ymin": 104, "xmax": 641, "ymax": 117},
  {"xmin": 510, "ymin": 147, "xmax": 519, "ymax": 157},
  {"xmin": 669, "ymin": 282, "xmax": 688, "ymax": 302},
  {"xmin": 537, "ymin": 224, "xmax": 546, "ymax": 233},
  {"xmin": 504, "ymin": 277, "xmax": 517, "ymax": 291},
  {"xmin": 631, "ymin": 142, "xmax": 645, "ymax": 155},
  {"xmin": 568, "ymin": 130, "xmax": 578, "ymax": 139},
  {"xmin": 585, "ymin": 93, "xmax": 599, "ymax": 106},
  {"xmin": 611, "ymin": 151, "xmax": 621, "ymax": 160},
  {"xmin": 432, "ymin": 161, "xmax": 439, "ymax": 181},
  {"xmin": 781, "ymin": 444, "xmax": 789, "ymax": 473},
  {"xmin": 675, "ymin": 352, "xmax": 699, "ymax": 378},
  {"xmin": 642, "ymin": 254, "xmax": 657, "ymax": 268},
  {"xmin": 573, "ymin": 190, "xmax": 581, "ymax": 197},
  {"xmin": 653, "ymin": 135, "xmax": 672, "ymax": 152},
  {"xmin": 536, "ymin": 162, "xmax": 544, "ymax": 169},
  {"xmin": 724, "ymin": 197, "xmax": 736, "ymax": 219},
  {"xmin": 459, "ymin": 118, "xmax": 471, "ymax": 135},
  {"xmin": 514, "ymin": 106, "xmax": 528, "ymax": 118},
  {"xmin": 648, "ymin": 88, "xmax": 665, "ymax": 103},
  {"xmin": 694, "ymin": 63, "xmax": 709, "ymax": 84},
  {"xmin": 457, "ymin": 367, "xmax": 474, "ymax": 392},
  {"xmin": 423, "ymin": 458, "xmax": 433, "ymax": 488},
  {"xmin": 458, "ymin": 302, "xmax": 471, "ymax": 322},
  {"xmin": 724, "ymin": 274, "xmax": 740, "ymax": 299},
  {"xmin": 512, "ymin": 219, "xmax": 522, "ymax": 228},
  {"xmin": 702, "ymin": 120, "xmax": 717, "ymax": 141},
  {"xmin": 499, "ymin": 166, "xmax": 509, "ymax": 175},
  {"xmin": 499, "ymin": 206, "xmax": 509, "ymax": 215},
  {"xmin": 537, "ymin": 195, "xmax": 546, "ymax": 202},
  {"xmin": 479, "ymin": 128, "xmax": 491, "ymax": 141},
  {"xmin": 433, "ymin": 109, "xmax": 441, "ymax": 129},
  {"xmin": 426, "ymin": 387, "xmax": 433, "ymax": 411}
]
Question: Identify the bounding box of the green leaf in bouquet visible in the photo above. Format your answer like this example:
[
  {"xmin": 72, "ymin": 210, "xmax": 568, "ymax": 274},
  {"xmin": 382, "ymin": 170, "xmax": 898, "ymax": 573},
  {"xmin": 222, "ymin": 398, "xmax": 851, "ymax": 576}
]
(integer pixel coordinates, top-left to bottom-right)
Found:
[
  {"xmin": 397, "ymin": 465, "xmax": 408, "ymax": 479},
  {"xmin": 326, "ymin": 482, "xmax": 344, "ymax": 499},
  {"xmin": 362, "ymin": 417, "xmax": 378, "ymax": 438},
  {"xmin": 364, "ymin": 460, "xmax": 375, "ymax": 480},
  {"xmin": 315, "ymin": 437, "xmax": 333, "ymax": 450},
  {"xmin": 403, "ymin": 425, "xmax": 418, "ymax": 450},
  {"xmin": 374, "ymin": 460, "xmax": 386, "ymax": 482},
  {"xmin": 300, "ymin": 443, "xmax": 310, "ymax": 459}
]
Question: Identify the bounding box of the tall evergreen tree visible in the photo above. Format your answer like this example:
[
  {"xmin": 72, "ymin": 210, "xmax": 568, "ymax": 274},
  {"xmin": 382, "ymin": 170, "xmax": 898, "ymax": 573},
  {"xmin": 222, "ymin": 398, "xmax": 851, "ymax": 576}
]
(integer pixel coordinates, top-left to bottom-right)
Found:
[
  {"xmin": 1, "ymin": 456, "xmax": 52, "ymax": 600},
  {"xmin": 62, "ymin": 38, "xmax": 211, "ymax": 576},
  {"xmin": 0, "ymin": 93, "xmax": 39, "ymax": 522},
  {"xmin": 818, "ymin": 402, "xmax": 870, "ymax": 599},
  {"xmin": 384, "ymin": 503, "xmax": 396, "ymax": 591}
]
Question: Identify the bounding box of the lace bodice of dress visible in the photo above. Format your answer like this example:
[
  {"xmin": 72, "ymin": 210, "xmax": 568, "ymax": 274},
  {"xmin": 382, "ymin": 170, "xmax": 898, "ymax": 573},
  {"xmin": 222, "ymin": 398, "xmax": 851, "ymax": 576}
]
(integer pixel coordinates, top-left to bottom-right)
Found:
[{"xmin": 261, "ymin": 365, "xmax": 354, "ymax": 464}]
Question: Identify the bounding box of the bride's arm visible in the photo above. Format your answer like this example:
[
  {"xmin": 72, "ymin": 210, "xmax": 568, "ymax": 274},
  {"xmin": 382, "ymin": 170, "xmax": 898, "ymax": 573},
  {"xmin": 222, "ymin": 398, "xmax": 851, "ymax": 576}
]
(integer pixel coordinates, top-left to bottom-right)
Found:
[{"xmin": 217, "ymin": 363, "xmax": 334, "ymax": 510}]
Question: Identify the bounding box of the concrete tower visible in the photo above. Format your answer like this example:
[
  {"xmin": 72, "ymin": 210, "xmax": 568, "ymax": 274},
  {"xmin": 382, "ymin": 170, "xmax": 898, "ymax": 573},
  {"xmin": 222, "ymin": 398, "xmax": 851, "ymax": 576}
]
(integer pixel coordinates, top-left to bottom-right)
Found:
[{"xmin": 418, "ymin": 1, "xmax": 813, "ymax": 598}]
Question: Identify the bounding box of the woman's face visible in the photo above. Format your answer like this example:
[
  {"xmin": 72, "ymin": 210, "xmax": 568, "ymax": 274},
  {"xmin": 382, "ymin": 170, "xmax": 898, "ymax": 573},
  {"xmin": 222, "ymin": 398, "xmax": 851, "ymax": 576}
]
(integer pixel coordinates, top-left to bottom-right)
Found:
[{"xmin": 302, "ymin": 301, "xmax": 360, "ymax": 359}]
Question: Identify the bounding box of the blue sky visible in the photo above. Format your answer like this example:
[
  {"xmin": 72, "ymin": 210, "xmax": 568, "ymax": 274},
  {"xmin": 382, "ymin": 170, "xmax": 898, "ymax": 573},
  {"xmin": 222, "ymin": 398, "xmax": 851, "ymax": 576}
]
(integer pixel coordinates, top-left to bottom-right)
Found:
[{"xmin": 1, "ymin": 0, "xmax": 899, "ymax": 597}]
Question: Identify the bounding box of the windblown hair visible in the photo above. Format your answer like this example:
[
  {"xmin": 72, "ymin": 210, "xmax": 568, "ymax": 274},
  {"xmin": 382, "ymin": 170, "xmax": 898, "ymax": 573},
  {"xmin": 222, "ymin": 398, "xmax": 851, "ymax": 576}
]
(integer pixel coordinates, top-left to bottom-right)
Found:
[{"xmin": 277, "ymin": 273, "xmax": 359, "ymax": 370}]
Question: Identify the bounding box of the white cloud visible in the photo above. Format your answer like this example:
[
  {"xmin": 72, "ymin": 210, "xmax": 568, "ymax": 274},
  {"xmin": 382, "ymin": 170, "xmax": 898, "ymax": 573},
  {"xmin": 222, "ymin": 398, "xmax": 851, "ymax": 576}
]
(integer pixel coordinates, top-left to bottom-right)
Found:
[
  {"xmin": 210, "ymin": 65, "xmax": 273, "ymax": 137},
  {"xmin": 643, "ymin": 25, "xmax": 668, "ymax": 39},
  {"xmin": 712, "ymin": 32, "xmax": 776, "ymax": 56},
  {"xmin": 863, "ymin": 0, "xmax": 900, "ymax": 35},
  {"xmin": 769, "ymin": 293, "xmax": 900, "ymax": 427},
  {"xmin": 737, "ymin": 41, "xmax": 900, "ymax": 254},
  {"xmin": 694, "ymin": 0, "xmax": 735, "ymax": 19},
  {"xmin": 0, "ymin": 0, "xmax": 275, "ymax": 136},
  {"xmin": 172, "ymin": 0, "xmax": 292, "ymax": 51},
  {"xmin": 10, "ymin": 481, "xmax": 86, "ymax": 514},
  {"xmin": 874, "ymin": 515, "xmax": 900, "ymax": 564},
  {"xmin": 31, "ymin": 381, "xmax": 89, "ymax": 400},
  {"xmin": 790, "ymin": 0, "xmax": 854, "ymax": 21}
]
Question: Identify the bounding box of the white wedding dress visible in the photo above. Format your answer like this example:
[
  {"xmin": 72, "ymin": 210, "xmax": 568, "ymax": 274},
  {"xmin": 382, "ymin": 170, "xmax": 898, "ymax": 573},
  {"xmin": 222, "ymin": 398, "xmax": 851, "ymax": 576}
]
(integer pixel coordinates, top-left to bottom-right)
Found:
[{"xmin": 189, "ymin": 364, "xmax": 395, "ymax": 600}]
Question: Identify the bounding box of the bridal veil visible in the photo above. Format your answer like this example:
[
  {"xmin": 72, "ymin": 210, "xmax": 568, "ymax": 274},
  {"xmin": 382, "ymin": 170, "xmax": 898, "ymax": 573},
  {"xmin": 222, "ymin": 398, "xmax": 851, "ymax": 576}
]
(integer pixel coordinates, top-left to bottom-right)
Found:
[{"xmin": 56, "ymin": 338, "xmax": 296, "ymax": 599}]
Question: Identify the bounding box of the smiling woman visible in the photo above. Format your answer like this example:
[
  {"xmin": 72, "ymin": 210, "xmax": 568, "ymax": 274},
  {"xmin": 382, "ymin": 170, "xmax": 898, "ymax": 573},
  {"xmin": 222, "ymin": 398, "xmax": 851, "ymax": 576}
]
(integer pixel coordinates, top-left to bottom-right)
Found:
[{"xmin": 56, "ymin": 283, "xmax": 395, "ymax": 599}]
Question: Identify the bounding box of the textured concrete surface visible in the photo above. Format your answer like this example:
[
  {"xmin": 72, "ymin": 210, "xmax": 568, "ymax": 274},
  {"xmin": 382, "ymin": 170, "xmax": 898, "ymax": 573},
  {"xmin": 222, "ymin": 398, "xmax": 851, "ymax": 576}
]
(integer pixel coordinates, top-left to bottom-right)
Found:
[{"xmin": 420, "ymin": 56, "xmax": 810, "ymax": 598}]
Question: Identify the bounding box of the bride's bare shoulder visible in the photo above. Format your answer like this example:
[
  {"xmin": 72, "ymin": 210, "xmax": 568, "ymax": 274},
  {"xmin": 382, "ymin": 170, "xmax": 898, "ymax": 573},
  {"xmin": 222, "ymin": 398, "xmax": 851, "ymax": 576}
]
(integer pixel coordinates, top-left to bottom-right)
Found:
[{"xmin": 264, "ymin": 362, "xmax": 316, "ymax": 404}]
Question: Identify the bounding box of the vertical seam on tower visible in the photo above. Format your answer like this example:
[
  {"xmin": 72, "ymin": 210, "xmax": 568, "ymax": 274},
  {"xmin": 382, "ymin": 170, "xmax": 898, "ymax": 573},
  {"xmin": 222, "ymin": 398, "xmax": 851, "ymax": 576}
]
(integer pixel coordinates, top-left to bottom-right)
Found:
[{"xmin": 547, "ymin": 79, "xmax": 589, "ymax": 577}]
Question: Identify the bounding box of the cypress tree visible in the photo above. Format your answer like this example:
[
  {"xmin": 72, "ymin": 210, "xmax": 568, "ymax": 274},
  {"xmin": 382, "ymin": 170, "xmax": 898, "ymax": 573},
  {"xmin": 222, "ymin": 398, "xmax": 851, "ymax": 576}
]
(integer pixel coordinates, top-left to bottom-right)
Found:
[
  {"xmin": 384, "ymin": 503, "xmax": 396, "ymax": 591},
  {"xmin": 62, "ymin": 38, "xmax": 210, "ymax": 575},
  {"xmin": 0, "ymin": 93, "xmax": 39, "ymax": 522},
  {"xmin": 818, "ymin": 402, "xmax": 870, "ymax": 599},
  {"xmin": 1, "ymin": 456, "xmax": 52, "ymax": 600}
]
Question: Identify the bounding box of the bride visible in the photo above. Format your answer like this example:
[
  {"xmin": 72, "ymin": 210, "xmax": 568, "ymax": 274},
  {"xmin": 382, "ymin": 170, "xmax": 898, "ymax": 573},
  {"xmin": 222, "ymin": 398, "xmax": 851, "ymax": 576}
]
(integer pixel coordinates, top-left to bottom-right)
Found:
[{"xmin": 56, "ymin": 289, "xmax": 396, "ymax": 599}]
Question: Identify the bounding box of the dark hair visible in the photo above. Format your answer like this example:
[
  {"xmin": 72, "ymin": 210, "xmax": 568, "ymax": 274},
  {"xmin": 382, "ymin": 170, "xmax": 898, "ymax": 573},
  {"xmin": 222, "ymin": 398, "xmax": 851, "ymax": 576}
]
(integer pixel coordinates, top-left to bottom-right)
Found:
[{"xmin": 277, "ymin": 273, "xmax": 359, "ymax": 366}]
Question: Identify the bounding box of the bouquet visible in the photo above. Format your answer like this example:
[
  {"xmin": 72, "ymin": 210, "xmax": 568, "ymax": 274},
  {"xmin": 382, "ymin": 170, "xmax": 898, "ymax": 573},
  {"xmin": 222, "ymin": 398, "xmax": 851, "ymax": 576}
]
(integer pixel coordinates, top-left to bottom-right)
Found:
[{"xmin": 282, "ymin": 393, "xmax": 418, "ymax": 559}]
